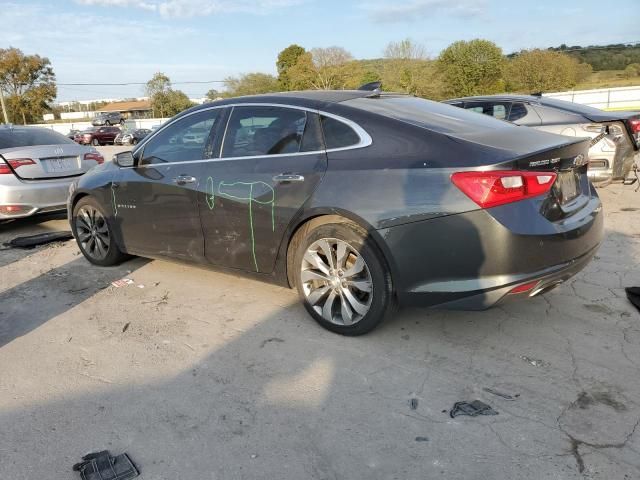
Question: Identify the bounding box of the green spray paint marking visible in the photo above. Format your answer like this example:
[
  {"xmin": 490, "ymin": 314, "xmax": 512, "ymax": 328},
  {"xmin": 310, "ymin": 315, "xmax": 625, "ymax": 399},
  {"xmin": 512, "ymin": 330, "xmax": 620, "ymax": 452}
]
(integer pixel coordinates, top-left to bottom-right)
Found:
[
  {"xmin": 111, "ymin": 183, "xmax": 118, "ymax": 216},
  {"xmin": 206, "ymin": 177, "xmax": 275, "ymax": 272}
]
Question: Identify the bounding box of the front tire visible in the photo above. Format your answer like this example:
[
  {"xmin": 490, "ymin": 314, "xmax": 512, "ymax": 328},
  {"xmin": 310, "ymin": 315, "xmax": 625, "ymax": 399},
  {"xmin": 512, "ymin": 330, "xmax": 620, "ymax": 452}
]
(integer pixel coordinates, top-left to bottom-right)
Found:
[
  {"xmin": 92, "ymin": 138, "xmax": 100, "ymax": 146},
  {"xmin": 294, "ymin": 221, "xmax": 393, "ymax": 335},
  {"xmin": 72, "ymin": 196, "xmax": 128, "ymax": 266}
]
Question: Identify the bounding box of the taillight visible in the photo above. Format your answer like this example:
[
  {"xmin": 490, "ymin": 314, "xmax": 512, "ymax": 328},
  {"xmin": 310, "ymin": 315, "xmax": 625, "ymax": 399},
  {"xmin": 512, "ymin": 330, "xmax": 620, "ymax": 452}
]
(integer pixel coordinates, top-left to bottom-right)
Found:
[
  {"xmin": 628, "ymin": 118, "xmax": 640, "ymax": 135},
  {"xmin": 84, "ymin": 152, "xmax": 104, "ymax": 164},
  {"xmin": 0, "ymin": 158, "xmax": 35, "ymax": 174},
  {"xmin": 451, "ymin": 170, "xmax": 557, "ymax": 209}
]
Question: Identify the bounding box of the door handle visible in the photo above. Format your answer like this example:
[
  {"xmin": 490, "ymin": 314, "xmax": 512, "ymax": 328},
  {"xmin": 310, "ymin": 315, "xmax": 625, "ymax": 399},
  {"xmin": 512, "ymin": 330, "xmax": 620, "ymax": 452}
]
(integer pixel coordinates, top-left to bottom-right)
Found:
[
  {"xmin": 273, "ymin": 174, "xmax": 305, "ymax": 183},
  {"xmin": 173, "ymin": 175, "xmax": 197, "ymax": 185}
]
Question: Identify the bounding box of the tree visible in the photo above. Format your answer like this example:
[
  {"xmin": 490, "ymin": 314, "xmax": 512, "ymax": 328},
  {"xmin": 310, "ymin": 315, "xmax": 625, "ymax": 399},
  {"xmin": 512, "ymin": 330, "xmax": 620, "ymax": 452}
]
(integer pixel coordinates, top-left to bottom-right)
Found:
[
  {"xmin": 223, "ymin": 73, "xmax": 279, "ymax": 97},
  {"xmin": 505, "ymin": 49, "xmax": 590, "ymax": 93},
  {"xmin": 145, "ymin": 72, "xmax": 194, "ymax": 117},
  {"xmin": 437, "ymin": 39, "xmax": 505, "ymax": 97},
  {"xmin": 384, "ymin": 39, "xmax": 427, "ymax": 60},
  {"xmin": 205, "ymin": 89, "xmax": 221, "ymax": 101},
  {"xmin": 276, "ymin": 44, "xmax": 306, "ymax": 90},
  {"xmin": 0, "ymin": 47, "xmax": 56, "ymax": 124},
  {"xmin": 622, "ymin": 63, "xmax": 640, "ymax": 79}
]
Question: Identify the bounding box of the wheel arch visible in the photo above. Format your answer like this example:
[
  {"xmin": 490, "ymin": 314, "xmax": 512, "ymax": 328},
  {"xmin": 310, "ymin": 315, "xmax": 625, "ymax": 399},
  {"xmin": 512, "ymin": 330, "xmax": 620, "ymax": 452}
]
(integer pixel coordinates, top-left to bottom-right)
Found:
[{"xmin": 281, "ymin": 209, "xmax": 398, "ymax": 292}]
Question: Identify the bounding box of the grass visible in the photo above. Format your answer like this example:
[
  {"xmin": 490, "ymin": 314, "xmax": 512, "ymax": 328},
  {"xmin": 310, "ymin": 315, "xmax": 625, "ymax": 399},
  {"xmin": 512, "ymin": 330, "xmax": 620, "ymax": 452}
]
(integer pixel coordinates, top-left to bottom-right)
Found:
[{"xmin": 575, "ymin": 70, "xmax": 640, "ymax": 90}]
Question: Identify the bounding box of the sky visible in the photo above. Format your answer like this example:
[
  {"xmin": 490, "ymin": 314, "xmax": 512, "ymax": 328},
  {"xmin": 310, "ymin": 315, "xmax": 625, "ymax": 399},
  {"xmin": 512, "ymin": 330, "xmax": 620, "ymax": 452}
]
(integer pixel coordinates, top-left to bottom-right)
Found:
[{"xmin": 1, "ymin": 0, "xmax": 636, "ymax": 102}]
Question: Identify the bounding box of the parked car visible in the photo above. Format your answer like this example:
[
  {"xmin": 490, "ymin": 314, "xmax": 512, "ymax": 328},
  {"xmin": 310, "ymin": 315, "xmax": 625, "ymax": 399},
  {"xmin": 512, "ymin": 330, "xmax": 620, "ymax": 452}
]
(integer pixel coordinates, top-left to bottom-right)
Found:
[
  {"xmin": 114, "ymin": 129, "xmax": 151, "ymax": 146},
  {"xmin": 0, "ymin": 125, "xmax": 103, "ymax": 218},
  {"xmin": 92, "ymin": 112, "xmax": 125, "ymax": 126},
  {"xmin": 74, "ymin": 126, "xmax": 121, "ymax": 146},
  {"xmin": 443, "ymin": 95, "xmax": 640, "ymax": 185},
  {"xmin": 67, "ymin": 129, "xmax": 80, "ymax": 140},
  {"xmin": 68, "ymin": 91, "xmax": 603, "ymax": 335}
]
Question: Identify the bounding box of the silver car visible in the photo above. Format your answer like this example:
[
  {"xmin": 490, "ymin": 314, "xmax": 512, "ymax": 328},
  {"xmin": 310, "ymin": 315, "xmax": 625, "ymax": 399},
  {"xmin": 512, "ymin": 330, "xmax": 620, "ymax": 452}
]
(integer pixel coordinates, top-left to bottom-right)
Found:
[
  {"xmin": 444, "ymin": 95, "xmax": 640, "ymax": 185},
  {"xmin": 0, "ymin": 125, "xmax": 104, "ymax": 219}
]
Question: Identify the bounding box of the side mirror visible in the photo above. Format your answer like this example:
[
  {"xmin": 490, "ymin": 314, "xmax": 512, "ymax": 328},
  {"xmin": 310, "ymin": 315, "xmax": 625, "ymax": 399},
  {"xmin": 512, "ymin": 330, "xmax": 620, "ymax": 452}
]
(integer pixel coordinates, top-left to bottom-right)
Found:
[{"xmin": 113, "ymin": 151, "xmax": 135, "ymax": 167}]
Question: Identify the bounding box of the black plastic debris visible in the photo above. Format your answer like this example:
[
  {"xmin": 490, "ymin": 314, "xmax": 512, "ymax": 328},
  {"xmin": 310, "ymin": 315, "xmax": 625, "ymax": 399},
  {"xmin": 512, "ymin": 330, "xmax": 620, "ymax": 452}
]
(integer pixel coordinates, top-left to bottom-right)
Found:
[
  {"xmin": 5, "ymin": 231, "xmax": 73, "ymax": 249},
  {"xmin": 625, "ymin": 287, "xmax": 640, "ymax": 313},
  {"xmin": 449, "ymin": 400, "xmax": 498, "ymax": 418},
  {"xmin": 409, "ymin": 398, "xmax": 419, "ymax": 410},
  {"xmin": 73, "ymin": 450, "xmax": 139, "ymax": 480},
  {"xmin": 483, "ymin": 387, "xmax": 519, "ymax": 401}
]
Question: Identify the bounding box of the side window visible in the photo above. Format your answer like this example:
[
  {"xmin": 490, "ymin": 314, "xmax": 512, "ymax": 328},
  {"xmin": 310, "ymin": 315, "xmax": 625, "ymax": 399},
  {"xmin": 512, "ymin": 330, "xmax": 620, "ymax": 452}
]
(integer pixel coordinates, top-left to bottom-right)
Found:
[
  {"xmin": 140, "ymin": 109, "xmax": 221, "ymax": 165},
  {"xmin": 464, "ymin": 102, "xmax": 507, "ymax": 120},
  {"xmin": 320, "ymin": 116, "xmax": 360, "ymax": 149},
  {"xmin": 508, "ymin": 103, "xmax": 529, "ymax": 122},
  {"xmin": 222, "ymin": 106, "xmax": 307, "ymax": 158}
]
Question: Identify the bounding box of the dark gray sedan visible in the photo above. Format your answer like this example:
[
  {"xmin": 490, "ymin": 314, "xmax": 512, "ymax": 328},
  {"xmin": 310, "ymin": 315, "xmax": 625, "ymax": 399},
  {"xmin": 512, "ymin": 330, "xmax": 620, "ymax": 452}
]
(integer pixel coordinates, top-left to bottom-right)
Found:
[{"xmin": 67, "ymin": 91, "xmax": 603, "ymax": 335}]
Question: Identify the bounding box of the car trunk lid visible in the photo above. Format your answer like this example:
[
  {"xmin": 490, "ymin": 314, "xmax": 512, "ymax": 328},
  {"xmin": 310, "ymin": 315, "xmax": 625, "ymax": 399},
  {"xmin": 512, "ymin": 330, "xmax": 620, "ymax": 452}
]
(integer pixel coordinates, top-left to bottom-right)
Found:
[{"xmin": 0, "ymin": 144, "xmax": 100, "ymax": 180}]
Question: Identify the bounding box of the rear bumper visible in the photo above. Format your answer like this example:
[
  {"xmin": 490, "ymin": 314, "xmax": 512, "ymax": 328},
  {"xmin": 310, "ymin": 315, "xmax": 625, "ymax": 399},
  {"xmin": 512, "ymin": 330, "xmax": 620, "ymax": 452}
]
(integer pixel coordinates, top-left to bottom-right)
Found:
[
  {"xmin": 381, "ymin": 194, "xmax": 604, "ymax": 309},
  {"xmin": 0, "ymin": 177, "xmax": 75, "ymax": 218}
]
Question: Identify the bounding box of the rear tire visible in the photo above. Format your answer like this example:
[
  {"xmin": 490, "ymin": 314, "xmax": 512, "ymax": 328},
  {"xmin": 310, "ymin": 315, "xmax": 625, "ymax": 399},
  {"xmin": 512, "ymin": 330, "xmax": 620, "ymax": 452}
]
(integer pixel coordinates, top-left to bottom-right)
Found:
[
  {"xmin": 293, "ymin": 221, "xmax": 393, "ymax": 336},
  {"xmin": 132, "ymin": 138, "xmax": 138, "ymax": 145},
  {"xmin": 105, "ymin": 120, "xmax": 111, "ymax": 126},
  {"xmin": 72, "ymin": 196, "xmax": 128, "ymax": 266},
  {"xmin": 92, "ymin": 138, "xmax": 100, "ymax": 146},
  {"xmin": 119, "ymin": 119, "xmax": 125, "ymax": 125}
]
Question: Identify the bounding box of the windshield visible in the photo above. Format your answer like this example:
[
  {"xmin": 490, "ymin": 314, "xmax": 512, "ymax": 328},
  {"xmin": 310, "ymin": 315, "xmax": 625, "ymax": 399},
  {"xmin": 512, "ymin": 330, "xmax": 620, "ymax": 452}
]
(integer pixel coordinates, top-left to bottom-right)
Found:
[{"xmin": 0, "ymin": 127, "xmax": 75, "ymax": 149}]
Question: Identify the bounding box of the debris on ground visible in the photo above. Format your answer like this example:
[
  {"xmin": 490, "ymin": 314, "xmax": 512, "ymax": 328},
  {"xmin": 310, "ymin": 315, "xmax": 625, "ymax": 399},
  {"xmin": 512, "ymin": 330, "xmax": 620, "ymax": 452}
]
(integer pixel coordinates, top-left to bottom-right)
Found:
[
  {"xmin": 483, "ymin": 387, "xmax": 519, "ymax": 401},
  {"xmin": 409, "ymin": 398, "xmax": 419, "ymax": 410},
  {"xmin": 141, "ymin": 291, "xmax": 169, "ymax": 307},
  {"xmin": 72, "ymin": 450, "xmax": 139, "ymax": 480},
  {"xmin": 111, "ymin": 278, "xmax": 134, "ymax": 288},
  {"xmin": 415, "ymin": 436, "xmax": 429, "ymax": 442},
  {"xmin": 449, "ymin": 400, "xmax": 498, "ymax": 418},
  {"xmin": 625, "ymin": 287, "xmax": 640, "ymax": 312},
  {"xmin": 520, "ymin": 355, "xmax": 549, "ymax": 367},
  {"xmin": 122, "ymin": 323, "xmax": 130, "ymax": 333},
  {"xmin": 4, "ymin": 231, "xmax": 73, "ymax": 249}
]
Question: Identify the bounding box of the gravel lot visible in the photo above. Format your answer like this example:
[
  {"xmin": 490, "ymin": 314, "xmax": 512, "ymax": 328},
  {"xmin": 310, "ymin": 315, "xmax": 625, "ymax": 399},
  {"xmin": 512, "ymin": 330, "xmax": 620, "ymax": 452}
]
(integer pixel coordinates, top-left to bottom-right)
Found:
[{"xmin": 1, "ymin": 149, "xmax": 639, "ymax": 479}]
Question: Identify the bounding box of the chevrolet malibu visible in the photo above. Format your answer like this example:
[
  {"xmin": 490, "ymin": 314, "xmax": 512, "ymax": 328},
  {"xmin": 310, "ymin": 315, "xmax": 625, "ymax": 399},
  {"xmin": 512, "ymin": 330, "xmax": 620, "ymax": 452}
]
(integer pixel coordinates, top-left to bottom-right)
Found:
[{"xmin": 67, "ymin": 91, "xmax": 603, "ymax": 335}]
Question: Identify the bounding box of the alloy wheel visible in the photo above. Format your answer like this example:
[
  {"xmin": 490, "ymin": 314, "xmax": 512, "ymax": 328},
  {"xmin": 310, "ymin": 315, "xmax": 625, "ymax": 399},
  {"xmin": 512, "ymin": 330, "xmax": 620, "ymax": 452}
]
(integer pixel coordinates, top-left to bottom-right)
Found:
[
  {"xmin": 75, "ymin": 206, "xmax": 110, "ymax": 260},
  {"xmin": 300, "ymin": 238, "xmax": 373, "ymax": 326}
]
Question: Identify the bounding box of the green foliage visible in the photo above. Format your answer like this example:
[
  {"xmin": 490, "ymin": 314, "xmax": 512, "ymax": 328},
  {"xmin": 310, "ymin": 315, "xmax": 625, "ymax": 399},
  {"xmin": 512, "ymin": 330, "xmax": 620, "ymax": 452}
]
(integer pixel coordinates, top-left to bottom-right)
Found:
[
  {"xmin": 437, "ymin": 39, "xmax": 505, "ymax": 97},
  {"xmin": 504, "ymin": 49, "xmax": 585, "ymax": 93},
  {"xmin": 550, "ymin": 44, "xmax": 640, "ymax": 71},
  {"xmin": 383, "ymin": 39, "xmax": 427, "ymax": 60},
  {"xmin": 223, "ymin": 72, "xmax": 279, "ymax": 97},
  {"xmin": 145, "ymin": 72, "xmax": 194, "ymax": 117},
  {"xmin": 205, "ymin": 89, "xmax": 221, "ymax": 101},
  {"xmin": 0, "ymin": 47, "xmax": 56, "ymax": 124},
  {"xmin": 623, "ymin": 63, "xmax": 640, "ymax": 79},
  {"xmin": 276, "ymin": 44, "xmax": 306, "ymax": 90}
]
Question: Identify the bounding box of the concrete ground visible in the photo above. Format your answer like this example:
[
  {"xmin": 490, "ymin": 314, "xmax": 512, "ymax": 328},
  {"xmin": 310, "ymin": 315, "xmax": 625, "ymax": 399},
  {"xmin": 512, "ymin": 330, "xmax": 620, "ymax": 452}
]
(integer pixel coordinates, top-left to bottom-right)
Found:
[{"xmin": 1, "ymin": 151, "xmax": 639, "ymax": 479}]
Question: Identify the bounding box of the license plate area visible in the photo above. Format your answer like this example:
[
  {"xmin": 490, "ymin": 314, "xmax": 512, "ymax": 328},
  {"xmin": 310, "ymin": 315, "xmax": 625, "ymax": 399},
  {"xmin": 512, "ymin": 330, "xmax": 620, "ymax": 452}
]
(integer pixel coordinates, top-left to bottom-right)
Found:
[
  {"xmin": 556, "ymin": 171, "xmax": 580, "ymax": 204},
  {"xmin": 41, "ymin": 156, "xmax": 79, "ymax": 173}
]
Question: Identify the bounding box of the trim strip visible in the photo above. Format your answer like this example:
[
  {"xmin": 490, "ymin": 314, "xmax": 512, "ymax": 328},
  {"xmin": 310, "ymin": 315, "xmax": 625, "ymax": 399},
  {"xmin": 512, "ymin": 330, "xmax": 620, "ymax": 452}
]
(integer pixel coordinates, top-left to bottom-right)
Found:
[{"xmin": 130, "ymin": 102, "xmax": 372, "ymax": 164}]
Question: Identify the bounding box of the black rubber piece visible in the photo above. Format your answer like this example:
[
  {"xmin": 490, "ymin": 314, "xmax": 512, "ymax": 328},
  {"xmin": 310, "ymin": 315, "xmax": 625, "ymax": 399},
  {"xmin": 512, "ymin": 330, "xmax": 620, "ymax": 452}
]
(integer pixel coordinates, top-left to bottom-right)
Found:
[
  {"xmin": 625, "ymin": 287, "xmax": 640, "ymax": 313},
  {"xmin": 5, "ymin": 231, "xmax": 73, "ymax": 249},
  {"xmin": 449, "ymin": 400, "xmax": 498, "ymax": 418},
  {"xmin": 73, "ymin": 450, "xmax": 139, "ymax": 480}
]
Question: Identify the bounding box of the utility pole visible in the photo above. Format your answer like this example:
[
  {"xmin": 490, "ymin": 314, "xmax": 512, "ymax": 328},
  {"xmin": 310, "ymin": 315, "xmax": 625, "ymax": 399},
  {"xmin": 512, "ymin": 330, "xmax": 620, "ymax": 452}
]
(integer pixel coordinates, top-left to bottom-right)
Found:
[{"xmin": 0, "ymin": 88, "xmax": 8, "ymax": 124}]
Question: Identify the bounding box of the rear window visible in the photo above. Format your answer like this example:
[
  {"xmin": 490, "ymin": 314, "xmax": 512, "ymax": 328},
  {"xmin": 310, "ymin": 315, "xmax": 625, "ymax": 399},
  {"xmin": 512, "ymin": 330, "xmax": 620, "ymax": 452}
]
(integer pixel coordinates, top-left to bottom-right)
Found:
[
  {"xmin": 0, "ymin": 127, "xmax": 74, "ymax": 149},
  {"xmin": 345, "ymin": 96, "xmax": 515, "ymax": 135}
]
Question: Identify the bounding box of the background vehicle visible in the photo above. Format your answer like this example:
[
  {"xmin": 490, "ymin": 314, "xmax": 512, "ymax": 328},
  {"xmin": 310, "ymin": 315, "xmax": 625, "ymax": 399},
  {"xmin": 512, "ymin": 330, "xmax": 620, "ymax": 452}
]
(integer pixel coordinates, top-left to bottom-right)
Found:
[
  {"xmin": 68, "ymin": 91, "xmax": 603, "ymax": 335},
  {"xmin": 74, "ymin": 126, "xmax": 121, "ymax": 146},
  {"xmin": 114, "ymin": 128, "xmax": 152, "ymax": 146},
  {"xmin": 67, "ymin": 129, "xmax": 79, "ymax": 140},
  {"xmin": 444, "ymin": 95, "xmax": 640, "ymax": 185},
  {"xmin": 92, "ymin": 112, "xmax": 125, "ymax": 126},
  {"xmin": 0, "ymin": 125, "xmax": 103, "ymax": 218}
]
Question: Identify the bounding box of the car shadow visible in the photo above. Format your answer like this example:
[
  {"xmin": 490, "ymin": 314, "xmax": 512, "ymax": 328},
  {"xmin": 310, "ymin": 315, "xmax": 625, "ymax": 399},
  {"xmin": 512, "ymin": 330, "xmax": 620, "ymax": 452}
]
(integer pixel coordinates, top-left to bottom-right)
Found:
[
  {"xmin": 0, "ymin": 256, "xmax": 149, "ymax": 348},
  {"xmin": 0, "ymin": 211, "xmax": 69, "ymax": 268}
]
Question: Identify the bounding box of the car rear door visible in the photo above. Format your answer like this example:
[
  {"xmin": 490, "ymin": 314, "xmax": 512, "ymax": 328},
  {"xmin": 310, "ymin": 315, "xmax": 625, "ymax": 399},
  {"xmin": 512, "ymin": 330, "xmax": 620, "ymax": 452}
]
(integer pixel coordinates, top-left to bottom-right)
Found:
[
  {"xmin": 199, "ymin": 104, "xmax": 327, "ymax": 273},
  {"xmin": 112, "ymin": 108, "xmax": 224, "ymax": 260}
]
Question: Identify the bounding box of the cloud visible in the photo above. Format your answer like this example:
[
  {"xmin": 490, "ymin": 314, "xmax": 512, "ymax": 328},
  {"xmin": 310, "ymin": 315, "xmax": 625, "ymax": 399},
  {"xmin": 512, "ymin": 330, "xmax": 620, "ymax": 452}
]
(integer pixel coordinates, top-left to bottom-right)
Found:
[
  {"xmin": 74, "ymin": 0, "xmax": 305, "ymax": 18},
  {"xmin": 363, "ymin": 0, "xmax": 486, "ymax": 23}
]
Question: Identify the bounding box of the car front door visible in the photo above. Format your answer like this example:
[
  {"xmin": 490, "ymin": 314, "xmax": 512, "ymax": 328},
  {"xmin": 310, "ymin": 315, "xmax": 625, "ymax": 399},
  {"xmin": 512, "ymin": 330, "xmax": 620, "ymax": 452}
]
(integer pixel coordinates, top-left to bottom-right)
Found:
[
  {"xmin": 112, "ymin": 108, "xmax": 224, "ymax": 260},
  {"xmin": 199, "ymin": 104, "xmax": 327, "ymax": 274}
]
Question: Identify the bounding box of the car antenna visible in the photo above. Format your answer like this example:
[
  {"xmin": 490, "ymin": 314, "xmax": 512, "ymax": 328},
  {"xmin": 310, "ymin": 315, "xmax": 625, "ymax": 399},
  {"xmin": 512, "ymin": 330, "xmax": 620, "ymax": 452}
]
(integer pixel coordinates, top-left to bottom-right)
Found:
[{"xmin": 358, "ymin": 81, "xmax": 383, "ymax": 98}]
